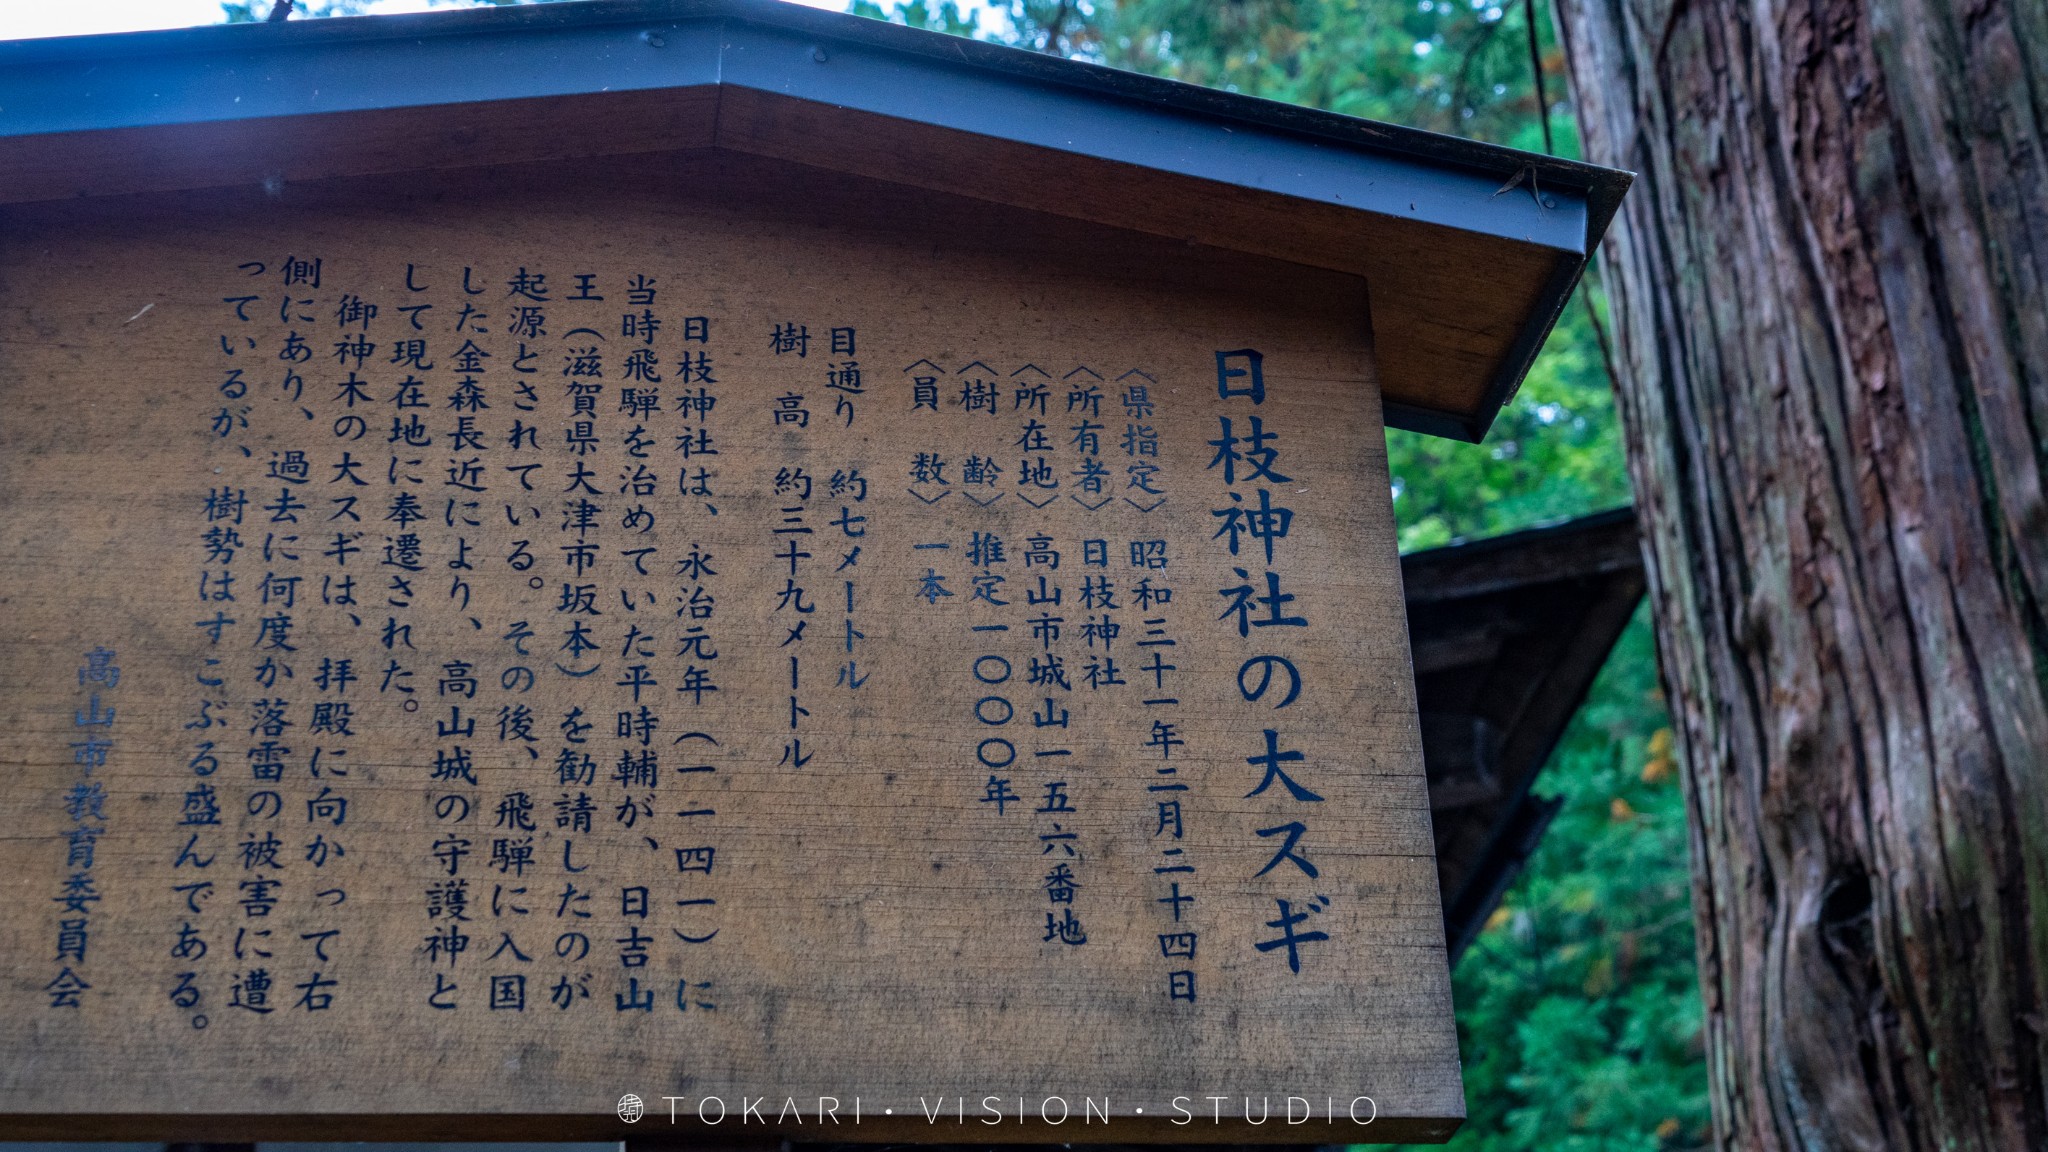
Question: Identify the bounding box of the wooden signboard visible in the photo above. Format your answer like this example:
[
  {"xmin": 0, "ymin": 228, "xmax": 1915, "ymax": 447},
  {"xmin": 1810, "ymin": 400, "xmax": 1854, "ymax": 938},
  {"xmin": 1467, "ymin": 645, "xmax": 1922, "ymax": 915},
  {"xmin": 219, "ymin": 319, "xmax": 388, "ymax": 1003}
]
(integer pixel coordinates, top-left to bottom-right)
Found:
[{"xmin": 0, "ymin": 147, "xmax": 1458, "ymax": 1142}]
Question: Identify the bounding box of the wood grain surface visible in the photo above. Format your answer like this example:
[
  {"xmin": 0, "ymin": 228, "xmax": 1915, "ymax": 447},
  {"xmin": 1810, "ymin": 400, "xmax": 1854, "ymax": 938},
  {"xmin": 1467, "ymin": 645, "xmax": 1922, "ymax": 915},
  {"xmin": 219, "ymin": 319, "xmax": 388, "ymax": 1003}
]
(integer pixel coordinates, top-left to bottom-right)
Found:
[{"xmin": 0, "ymin": 150, "xmax": 1460, "ymax": 1142}]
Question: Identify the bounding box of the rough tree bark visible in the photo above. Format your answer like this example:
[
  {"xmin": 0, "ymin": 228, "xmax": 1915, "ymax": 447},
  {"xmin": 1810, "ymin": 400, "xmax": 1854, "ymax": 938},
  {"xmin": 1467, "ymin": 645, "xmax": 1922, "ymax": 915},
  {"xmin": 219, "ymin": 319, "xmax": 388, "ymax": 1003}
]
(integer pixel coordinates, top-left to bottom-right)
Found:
[{"xmin": 1552, "ymin": 0, "xmax": 2048, "ymax": 1147}]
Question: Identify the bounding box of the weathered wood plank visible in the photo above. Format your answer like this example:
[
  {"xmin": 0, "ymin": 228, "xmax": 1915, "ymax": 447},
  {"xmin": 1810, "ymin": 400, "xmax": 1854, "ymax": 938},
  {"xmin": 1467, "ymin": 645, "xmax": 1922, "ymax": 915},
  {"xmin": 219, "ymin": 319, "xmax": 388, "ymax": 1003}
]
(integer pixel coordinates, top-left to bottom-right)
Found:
[{"xmin": 0, "ymin": 150, "xmax": 1459, "ymax": 1143}]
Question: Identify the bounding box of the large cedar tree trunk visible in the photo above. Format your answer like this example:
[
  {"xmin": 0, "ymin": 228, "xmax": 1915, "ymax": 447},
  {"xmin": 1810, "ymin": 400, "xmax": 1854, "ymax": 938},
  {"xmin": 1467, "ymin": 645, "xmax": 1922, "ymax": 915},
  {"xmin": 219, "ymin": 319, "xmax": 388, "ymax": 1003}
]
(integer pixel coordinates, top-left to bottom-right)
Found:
[{"xmin": 1551, "ymin": 0, "xmax": 2048, "ymax": 1146}]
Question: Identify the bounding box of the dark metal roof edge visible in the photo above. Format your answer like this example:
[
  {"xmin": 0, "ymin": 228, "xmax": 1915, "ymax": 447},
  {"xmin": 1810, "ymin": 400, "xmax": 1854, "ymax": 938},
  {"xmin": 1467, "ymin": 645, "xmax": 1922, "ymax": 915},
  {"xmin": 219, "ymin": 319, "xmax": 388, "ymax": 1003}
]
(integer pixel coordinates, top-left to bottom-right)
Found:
[
  {"xmin": 1402, "ymin": 504, "xmax": 1638, "ymax": 567},
  {"xmin": 0, "ymin": 0, "xmax": 1632, "ymax": 223}
]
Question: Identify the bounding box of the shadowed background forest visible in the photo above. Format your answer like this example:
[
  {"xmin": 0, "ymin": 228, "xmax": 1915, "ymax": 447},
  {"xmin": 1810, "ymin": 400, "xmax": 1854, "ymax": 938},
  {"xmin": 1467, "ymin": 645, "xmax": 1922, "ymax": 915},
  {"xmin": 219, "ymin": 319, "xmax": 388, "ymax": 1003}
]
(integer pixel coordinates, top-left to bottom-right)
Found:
[{"xmin": 219, "ymin": 3, "xmax": 1709, "ymax": 1145}]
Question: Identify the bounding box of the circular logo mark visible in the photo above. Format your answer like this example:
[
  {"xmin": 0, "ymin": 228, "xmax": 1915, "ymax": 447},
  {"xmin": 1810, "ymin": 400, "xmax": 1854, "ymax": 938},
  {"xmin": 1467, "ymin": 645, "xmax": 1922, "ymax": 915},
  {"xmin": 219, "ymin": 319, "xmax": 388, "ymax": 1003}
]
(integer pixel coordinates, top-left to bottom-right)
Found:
[{"xmin": 617, "ymin": 1093, "xmax": 645, "ymax": 1124}]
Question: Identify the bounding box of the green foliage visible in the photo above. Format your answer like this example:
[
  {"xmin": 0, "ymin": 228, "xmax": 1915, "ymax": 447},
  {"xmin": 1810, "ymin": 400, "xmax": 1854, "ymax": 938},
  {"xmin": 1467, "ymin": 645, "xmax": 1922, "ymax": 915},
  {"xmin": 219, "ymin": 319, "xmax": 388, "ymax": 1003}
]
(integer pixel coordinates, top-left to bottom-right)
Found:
[
  {"xmin": 848, "ymin": 0, "xmax": 987, "ymax": 39},
  {"xmin": 1098, "ymin": 0, "xmax": 1564, "ymax": 152},
  {"xmin": 221, "ymin": 0, "xmax": 353, "ymax": 20}
]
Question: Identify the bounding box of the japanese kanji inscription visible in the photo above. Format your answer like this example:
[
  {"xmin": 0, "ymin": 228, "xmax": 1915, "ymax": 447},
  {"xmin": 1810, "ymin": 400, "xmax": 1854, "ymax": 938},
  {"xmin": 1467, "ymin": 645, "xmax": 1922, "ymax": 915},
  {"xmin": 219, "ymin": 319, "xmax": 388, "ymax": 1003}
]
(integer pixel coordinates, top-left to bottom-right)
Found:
[{"xmin": 0, "ymin": 152, "xmax": 1458, "ymax": 1141}]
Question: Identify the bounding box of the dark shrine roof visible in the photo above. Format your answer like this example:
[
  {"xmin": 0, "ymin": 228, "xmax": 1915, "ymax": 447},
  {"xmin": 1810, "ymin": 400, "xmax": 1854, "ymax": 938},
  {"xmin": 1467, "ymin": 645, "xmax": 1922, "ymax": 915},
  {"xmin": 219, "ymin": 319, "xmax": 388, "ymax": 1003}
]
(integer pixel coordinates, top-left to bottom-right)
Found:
[
  {"xmin": 0, "ymin": 0, "xmax": 1629, "ymax": 441},
  {"xmin": 1403, "ymin": 506, "xmax": 1647, "ymax": 958}
]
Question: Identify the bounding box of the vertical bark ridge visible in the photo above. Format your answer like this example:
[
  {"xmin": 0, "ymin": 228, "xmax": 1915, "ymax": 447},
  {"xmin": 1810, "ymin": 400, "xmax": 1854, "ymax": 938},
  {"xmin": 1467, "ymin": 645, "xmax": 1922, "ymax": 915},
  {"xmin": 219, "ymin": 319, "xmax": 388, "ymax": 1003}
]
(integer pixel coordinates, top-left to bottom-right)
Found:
[{"xmin": 1554, "ymin": 0, "xmax": 2048, "ymax": 1144}]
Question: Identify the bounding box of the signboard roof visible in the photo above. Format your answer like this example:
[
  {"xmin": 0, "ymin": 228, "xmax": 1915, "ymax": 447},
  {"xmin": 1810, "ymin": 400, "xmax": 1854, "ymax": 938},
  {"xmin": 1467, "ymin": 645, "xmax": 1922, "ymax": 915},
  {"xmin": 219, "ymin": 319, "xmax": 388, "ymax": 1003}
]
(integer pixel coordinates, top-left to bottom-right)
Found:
[{"xmin": 0, "ymin": 0, "xmax": 1630, "ymax": 441}]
